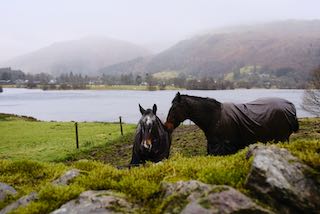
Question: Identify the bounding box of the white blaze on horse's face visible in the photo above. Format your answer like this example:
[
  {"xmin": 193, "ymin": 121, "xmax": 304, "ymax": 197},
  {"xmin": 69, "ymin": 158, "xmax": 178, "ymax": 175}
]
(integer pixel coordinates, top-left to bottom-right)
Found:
[
  {"xmin": 146, "ymin": 115, "xmax": 153, "ymax": 126},
  {"xmin": 141, "ymin": 114, "xmax": 155, "ymax": 151}
]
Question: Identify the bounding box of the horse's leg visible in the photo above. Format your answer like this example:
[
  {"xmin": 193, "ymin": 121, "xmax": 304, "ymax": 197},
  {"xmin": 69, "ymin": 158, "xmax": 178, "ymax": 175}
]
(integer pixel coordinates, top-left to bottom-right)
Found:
[
  {"xmin": 130, "ymin": 149, "xmax": 142, "ymax": 165},
  {"xmin": 207, "ymin": 137, "xmax": 224, "ymax": 155},
  {"xmin": 207, "ymin": 137, "xmax": 239, "ymax": 155}
]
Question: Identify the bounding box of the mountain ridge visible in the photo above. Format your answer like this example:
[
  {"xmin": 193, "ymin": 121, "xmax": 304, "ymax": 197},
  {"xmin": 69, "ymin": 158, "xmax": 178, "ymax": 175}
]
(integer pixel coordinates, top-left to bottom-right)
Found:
[
  {"xmin": 99, "ymin": 20, "xmax": 320, "ymax": 78},
  {"xmin": 2, "ymin": 37, "xmax": 151, "ymax": 75}
]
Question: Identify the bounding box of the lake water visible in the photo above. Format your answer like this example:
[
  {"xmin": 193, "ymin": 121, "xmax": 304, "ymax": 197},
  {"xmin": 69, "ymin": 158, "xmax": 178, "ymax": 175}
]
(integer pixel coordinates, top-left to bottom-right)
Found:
[{"xmin": 0, "ymin": 88, "xmax": 313, "ymax": 123}]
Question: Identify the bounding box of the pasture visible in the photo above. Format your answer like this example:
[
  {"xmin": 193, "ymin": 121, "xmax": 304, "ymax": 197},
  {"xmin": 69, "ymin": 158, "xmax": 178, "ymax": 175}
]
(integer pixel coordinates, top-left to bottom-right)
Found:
[
  {"xmin": 0, "ymin": 114, "xmax": 136, "ymax": 162},
  {"xmin": 0, "ymin": 113, "xmax": 319, "ymax": 213}
]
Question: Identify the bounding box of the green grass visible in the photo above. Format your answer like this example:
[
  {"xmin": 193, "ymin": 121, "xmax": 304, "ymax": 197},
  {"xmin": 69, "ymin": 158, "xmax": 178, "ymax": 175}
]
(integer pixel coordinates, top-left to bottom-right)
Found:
[
  {"xmin": 0, "ymin": 114, "xmax": 319, "ymax": 213},
  {"xmin": 152, "ymin": 71, "xmax": 179, "ymax": 80},
  {"xmin": 0, "ymin": 115, "xmax": 136, "ymax": 162}
]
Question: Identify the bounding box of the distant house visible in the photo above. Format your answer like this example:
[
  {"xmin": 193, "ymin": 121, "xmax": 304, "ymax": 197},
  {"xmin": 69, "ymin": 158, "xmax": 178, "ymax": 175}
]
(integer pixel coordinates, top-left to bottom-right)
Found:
[
  {"xmin": 0, "ymin": 80, "xmax": 11, "ymax": 84},
  {"xmin": 0, "ymin": 67, "xmax": 25, "ymax": 83},
  {"xmin": 49, "ymin": 79, "xmax": 57, "ymax": 84}
]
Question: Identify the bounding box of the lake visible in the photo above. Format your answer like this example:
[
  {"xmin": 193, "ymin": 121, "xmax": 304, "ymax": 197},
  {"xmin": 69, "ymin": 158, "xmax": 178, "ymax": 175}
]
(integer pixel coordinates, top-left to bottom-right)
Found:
[{"xmin": 0, "ymin": 88, "xmax": 313, "ymax": 123}]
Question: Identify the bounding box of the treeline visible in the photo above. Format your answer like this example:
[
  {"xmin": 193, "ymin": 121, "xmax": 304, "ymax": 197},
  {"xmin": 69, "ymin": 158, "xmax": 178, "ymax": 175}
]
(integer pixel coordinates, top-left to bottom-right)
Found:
[
  {"xmin": 225, "ymin": 66, "xmax": 309, "ymax": 89},
  {"xmin": 0, "ymin": 66, "xmax": 311, "ymax": 91}
]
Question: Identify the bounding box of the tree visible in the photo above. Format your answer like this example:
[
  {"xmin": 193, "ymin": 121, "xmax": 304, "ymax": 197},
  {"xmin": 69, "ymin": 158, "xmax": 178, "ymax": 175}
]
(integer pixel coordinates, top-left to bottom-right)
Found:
[
  {"xmin": 145, "ymin": 73, "xmax": 155, "ymax": 86},
  {"xmin": 302, "ymin": 67, "xmax": 320, "ymax": 116},
  {"xmin": 135, "ymin": 75, "xmax": 142, "ymax": 85}
]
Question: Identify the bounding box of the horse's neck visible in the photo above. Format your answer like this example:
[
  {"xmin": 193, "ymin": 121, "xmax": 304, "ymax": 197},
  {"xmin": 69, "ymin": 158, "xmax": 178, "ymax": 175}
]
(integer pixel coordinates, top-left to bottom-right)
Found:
[{"xmin": 186, "ymin": 98, "xmax": 221, "ymax": 132}]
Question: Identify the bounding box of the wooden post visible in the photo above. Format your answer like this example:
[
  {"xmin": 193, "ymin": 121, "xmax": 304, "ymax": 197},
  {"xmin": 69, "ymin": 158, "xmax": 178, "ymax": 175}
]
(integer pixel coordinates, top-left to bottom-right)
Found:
[
  {"xmin": 75, "ymin": 122, "xmax": 79, "ymax": 149},
  {"xmin": 119, "ymin": 116, "xmax": 123, "ymax": 136}
]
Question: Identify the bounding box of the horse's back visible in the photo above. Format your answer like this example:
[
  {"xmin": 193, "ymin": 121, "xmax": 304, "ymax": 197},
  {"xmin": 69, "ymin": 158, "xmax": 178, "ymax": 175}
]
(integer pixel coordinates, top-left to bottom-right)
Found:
[
  {"xmin": 244, "ymin": 97, "xmax": 298, "ymax": 131},
  {"xmin": 220, "ymin": 97, "xmax": 298, "ymax": 143}
]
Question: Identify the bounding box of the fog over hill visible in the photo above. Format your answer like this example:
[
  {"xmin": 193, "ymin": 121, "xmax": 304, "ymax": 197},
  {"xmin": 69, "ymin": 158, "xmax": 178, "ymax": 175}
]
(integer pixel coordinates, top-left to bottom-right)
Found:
[
  {"xmin": 2, "ymin": 37, "xmax": 151, "ymax": 75},
  {"xmin": 99, "ymin": 20, "xmax": 320, "ymax": 78}
]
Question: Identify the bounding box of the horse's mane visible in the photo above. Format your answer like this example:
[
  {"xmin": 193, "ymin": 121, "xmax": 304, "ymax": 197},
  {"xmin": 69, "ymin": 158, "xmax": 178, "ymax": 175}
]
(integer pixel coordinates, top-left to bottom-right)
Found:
[{"xmin": 177, "ymin": 94, "xmax": 221, "ymax": 108}]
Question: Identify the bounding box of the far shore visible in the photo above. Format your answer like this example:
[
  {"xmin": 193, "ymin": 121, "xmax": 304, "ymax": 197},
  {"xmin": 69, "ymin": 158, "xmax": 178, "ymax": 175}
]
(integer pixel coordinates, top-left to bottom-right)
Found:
[
  {"xmin": 1, "ymin": 84, "xmax": 183, "ymax": 91},
  {"xmin": 0, "ymin": 84, "xmax": 307, "ymax": 91}
]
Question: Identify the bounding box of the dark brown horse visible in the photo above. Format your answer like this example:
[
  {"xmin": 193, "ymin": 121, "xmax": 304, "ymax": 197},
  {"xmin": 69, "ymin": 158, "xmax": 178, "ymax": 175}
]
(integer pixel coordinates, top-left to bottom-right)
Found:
[
  {"xmin": 165, "ymin": 92, "xmax": 299, "ymax": 155},
  {"xmin": 130, "ymin": 104, "xmax": 171, "ymax": 165}
]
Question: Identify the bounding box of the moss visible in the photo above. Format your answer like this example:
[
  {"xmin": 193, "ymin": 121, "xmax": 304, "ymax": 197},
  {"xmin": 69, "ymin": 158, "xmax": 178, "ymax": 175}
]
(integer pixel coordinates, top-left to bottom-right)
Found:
[
  {"xmin": 199, "ymin": 198, "xmax": 211, "ymax": 209},
  {"xmin": 208, "ymin": 186, "xmax": 229, "ymax": 194},
  {"xmin": 156, "ymin": 194, "xmax": 188, "ymax": 214},
  {"xmin": 0, "ymin": 193, "xmax": 19, "ymax": 210},
  {"xmin": 12, "ymin": 184, "xmax": 84, "ymax": 214},
  {"xmin": 0, "ymin": 160, "xmax": 67, "ymax": 193},
  {"xmin": 278, "ymin": 139, "xmax": 320, "ymax": 170}
]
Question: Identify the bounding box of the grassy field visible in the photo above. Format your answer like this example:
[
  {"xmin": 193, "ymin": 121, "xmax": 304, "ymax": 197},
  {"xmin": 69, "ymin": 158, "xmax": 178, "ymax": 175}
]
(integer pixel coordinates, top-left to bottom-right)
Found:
[
  {"xmin": 0, "ymin": 114, "xmax": 136, "ymax": 162},
  {"xmin": 0, "ymin": 114, "xmax": 319, "ymax": 213}
]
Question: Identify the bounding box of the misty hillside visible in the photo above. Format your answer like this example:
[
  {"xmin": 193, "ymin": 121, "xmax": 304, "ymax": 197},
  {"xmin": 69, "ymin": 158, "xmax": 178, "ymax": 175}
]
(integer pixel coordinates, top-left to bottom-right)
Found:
[
  {"xmin": 99, "ymin": 20, "xmax": 320, "ymax": 78},
  {"xmin": 2, "ymin": 37, "xmax": 151, "ymax": 75}
]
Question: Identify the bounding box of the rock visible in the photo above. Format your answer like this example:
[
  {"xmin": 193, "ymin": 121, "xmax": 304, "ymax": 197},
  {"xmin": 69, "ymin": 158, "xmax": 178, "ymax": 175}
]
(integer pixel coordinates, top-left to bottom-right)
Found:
[
  {"xmin": 0, "ymin": 182, "xmax": 17, "ymax": 202},
  {"xmin": 245, "ymin": 145, "xmax": 320, "ymax": 213},
  {"xmin": 0, "ymin": 192, "xmax": 37, "ymax": 214},
  {"xmin": 52, "ymin": 169, "xmax": 80, "ymax": 185},
  {"xmin": 162, "ymin": 180, "xmax": 272, "ymax": 214},
  {"xmin": 51, "ymin": 190, "xmax": 137, "ymax": 214}
]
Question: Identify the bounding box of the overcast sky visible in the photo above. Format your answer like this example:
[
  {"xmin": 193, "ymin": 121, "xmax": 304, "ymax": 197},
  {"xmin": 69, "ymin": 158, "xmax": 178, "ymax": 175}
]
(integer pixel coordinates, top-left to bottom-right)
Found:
[{"xmin": 1, "ymin": 0, "xmax": 320, "ymax": 61}]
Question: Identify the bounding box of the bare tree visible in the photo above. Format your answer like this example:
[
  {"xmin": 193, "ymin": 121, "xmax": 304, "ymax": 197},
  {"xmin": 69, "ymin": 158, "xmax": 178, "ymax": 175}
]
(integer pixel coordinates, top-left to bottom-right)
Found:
[{"xmin": 302, "ymin": 67, "xmax": 320, "ymax": 116}]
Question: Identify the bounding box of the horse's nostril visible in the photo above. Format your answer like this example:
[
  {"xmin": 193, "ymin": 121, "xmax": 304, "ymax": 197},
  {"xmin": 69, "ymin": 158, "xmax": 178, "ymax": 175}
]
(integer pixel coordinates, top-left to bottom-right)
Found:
[{"xmin": 142, "ymin": 140, "xmax": 152, "ymax": 150}]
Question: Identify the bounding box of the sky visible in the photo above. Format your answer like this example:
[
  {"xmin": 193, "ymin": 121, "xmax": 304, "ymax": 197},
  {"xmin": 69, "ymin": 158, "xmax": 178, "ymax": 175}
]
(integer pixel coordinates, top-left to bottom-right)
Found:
[{"xmin": 1, "ymin": 0, "xmax": 320, "ymax": 61}]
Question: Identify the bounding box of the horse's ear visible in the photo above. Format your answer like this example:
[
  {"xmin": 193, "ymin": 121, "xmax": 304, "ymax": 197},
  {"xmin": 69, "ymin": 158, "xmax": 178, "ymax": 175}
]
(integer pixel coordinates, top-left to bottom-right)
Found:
[
  {"xmin": 139, "ymin": 104, "xmax": 146, "ymax": 115},
  {"xmin": 176, "ymin": 92, "xmax": 181, "ymax": 103},
  {"xmin": 153, "ymin": 104, "xmax": 157, "ymax": 114}
]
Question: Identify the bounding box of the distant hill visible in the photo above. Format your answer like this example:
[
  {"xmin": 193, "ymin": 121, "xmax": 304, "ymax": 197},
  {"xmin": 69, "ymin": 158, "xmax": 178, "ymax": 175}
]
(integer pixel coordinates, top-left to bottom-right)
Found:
[
  {"xmin": 2, "ymin": 37, "xmax": 151, "ymax": 75},
  {"xmin": 99, "ymin": 20, "xmax": 320, "ymax": 79}
]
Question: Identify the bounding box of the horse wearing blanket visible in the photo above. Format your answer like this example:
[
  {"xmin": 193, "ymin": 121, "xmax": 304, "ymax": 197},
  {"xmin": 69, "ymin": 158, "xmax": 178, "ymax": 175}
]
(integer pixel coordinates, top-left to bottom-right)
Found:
[{"xmin": 165, "ymin": 92, "xmax": 299, "ymax": 155}]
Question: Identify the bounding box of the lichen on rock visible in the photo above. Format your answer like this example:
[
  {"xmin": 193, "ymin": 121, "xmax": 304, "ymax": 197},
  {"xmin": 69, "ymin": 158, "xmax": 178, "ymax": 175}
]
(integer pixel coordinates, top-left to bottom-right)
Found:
[
  {"xmin": 245, "ymin": 145, "xmax": 320, "ymax": 213},
  {"xmin": 50, "ymin": 190, "xmax": 137, "ymax": 214},
  {"xmin": 161, "ymin": 180, "xmax": 272, "ymax": 214},
  {"xmin": 0, "ymin": 182, "xmax": 17, "ymax": 202}
]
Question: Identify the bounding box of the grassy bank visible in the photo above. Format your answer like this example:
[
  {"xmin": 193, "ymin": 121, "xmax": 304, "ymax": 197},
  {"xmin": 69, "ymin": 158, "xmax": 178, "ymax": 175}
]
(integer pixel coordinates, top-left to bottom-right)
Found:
[{"xmin": 0, "ymin": 114, "xmax": 319, "ymax": 213}]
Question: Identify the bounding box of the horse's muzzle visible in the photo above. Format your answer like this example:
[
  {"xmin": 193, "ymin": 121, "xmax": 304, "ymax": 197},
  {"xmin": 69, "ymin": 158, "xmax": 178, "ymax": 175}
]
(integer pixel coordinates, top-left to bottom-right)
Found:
[
  {"xmin": 141, "ymin": 139, "xmax": 152, "ymax": 151},
  {"xmin": 164, "ymin": 122, "xmax": 174, "ymax": 133}
]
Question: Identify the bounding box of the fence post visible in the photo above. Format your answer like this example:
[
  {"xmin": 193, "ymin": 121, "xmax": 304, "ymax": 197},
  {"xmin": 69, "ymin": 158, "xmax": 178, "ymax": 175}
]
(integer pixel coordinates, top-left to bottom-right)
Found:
[
  {"xmin": 119, "ymin": 116, "xmax": 123, "ymax": 136},
  {"xmin": 75, "ymin": 122, "xmax": 79, "ymax": 149}
]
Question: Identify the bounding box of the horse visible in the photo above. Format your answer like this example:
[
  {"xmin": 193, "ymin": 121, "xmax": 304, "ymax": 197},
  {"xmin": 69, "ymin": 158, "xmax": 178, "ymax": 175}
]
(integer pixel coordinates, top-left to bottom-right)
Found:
[
  {"xmin": 165, "ymin": 92, "xmax": 299, "ymax": 155},
  {"xmin": 130, "ymin": 104, "xmax": 171, "ymax": 165}
]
